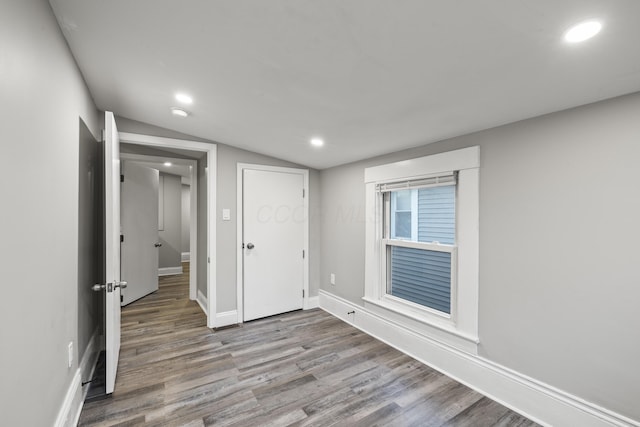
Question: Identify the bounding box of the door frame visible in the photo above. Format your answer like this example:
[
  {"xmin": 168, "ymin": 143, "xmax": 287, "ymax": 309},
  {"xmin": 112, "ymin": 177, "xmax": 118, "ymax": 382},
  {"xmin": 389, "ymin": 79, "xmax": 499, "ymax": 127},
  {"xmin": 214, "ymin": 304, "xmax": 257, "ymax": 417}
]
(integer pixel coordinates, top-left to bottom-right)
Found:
[
  {"xmin": 119, "ymin": 132, "xmax": 218, "ymax": 328},
  {"xmin": 120, "ymin": 153, "xmax": 199, "ymax": 301},
  {"xmin": 236, "ymin": 163, "xmax": 310, "ymax": 323}
]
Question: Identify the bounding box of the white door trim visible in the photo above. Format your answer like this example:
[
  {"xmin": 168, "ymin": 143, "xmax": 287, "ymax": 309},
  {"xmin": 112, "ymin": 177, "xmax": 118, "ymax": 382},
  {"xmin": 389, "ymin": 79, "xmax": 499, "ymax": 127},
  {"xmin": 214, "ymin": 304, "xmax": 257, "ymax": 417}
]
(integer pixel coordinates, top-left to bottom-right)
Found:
[
  {"xmin": 236, "ymin": 163, "xmax": 309, "ymax": 324},
  {"xmin": 120, "ymin": 153, "xmax": 199, "ymax": 301},
  {"xmin": 119, "ymin": 132, "xmax": 217, "ymax": 328}
]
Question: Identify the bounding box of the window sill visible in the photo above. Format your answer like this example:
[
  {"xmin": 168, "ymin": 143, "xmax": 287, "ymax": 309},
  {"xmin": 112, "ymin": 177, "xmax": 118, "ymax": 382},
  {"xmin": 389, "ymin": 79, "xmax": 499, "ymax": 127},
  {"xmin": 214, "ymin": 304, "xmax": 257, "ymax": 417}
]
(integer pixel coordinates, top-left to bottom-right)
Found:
[
  {"xmin": 362, "ymin": 296, "xmax": 479, "ymax": 354},
  {"xmin": 383, "ymin": 294, "xmax": 453, "ymax": 321}
]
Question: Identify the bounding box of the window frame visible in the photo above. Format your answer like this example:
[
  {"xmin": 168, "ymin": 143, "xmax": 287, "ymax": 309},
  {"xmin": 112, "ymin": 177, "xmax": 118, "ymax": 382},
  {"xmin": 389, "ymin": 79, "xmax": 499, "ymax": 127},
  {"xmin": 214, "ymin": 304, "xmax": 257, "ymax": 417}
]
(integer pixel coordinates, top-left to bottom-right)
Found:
[
  {"xmin": 364, "ymin": 146, "xmax": 480, "ymax": 353},
  {"xmin": 384, "ymin": 183, "xmax": 458, "ymax": 317}
]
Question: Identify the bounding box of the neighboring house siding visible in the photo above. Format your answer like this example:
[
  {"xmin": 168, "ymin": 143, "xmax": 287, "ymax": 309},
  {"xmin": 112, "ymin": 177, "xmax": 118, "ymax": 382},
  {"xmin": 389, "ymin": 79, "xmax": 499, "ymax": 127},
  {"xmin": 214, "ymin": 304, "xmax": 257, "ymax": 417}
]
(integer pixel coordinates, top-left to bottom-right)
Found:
[
  {"xmin": 390, "ymin": 246, "xmax": 452, "ymax": 313},
  {"xmin": 417, "ymin": 185, "xmax": 455, "ymax": 244}
]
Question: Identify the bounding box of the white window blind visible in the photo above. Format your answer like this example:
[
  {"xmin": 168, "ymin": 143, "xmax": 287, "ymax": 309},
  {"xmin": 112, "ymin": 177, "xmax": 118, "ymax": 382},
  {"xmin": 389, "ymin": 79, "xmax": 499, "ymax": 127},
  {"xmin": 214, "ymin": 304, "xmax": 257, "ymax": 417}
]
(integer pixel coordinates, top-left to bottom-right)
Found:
[{"xmin": 377, "ymin": 172, "xmax": 456, "ymax": 193}]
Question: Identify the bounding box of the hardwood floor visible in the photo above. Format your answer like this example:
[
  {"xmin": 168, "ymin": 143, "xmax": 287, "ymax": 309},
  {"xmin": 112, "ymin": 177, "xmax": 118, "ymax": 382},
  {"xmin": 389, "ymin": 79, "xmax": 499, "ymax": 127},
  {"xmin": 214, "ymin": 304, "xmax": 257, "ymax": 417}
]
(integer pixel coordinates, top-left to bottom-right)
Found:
[{"xmin": 79, "ymin": 263, "xmax": 538, "ymax": 426}]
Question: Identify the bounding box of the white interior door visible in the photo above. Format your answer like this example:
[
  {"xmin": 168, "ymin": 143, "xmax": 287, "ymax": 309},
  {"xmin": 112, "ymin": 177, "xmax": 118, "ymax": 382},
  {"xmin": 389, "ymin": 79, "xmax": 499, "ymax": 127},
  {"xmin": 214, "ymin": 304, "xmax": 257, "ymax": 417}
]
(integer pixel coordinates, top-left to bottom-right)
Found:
[
  {"xmin": 243, "ymin": 169, "xmax": 304, "ymax": 321},
  {"xmin": 104, "ymin": 111, "xmax": 123, "ymax": 395},
  {"xmin": 121, "ymin": 161, "xmax": 159, "ymax": 305}
]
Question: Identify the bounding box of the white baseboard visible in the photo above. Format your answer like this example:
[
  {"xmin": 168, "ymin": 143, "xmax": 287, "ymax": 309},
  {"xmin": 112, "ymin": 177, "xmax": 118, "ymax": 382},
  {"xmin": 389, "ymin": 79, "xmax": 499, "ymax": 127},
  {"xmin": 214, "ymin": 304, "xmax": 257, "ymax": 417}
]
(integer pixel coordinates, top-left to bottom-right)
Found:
[
  {"xmin": 54, "ymin": 329, "xmax": 102, "ymax": 427},
  {"xmin": 215, "ymin": 310, "xmax": 238, "ymax": 328},
  {"xmin": 158, "ymin": 266, "xmax": 183, "ymax": 276},
  {"xmin": 54, "ymin": 369, "xmax": 82, "ymax": 427},
  {"xmin": 79, "ymin": 330, "xmax": 101, "ymax": 394},
  {"xmin": 181, "ymin": 252, "xmax": 190, "ymax": 262},
  {"xmin": 305, "ymin": 296, "xmax": 319, "ymax": 310},
  {"xmin": 197, "ymin": 289, "xmax": 208, "ymax": 316},
  {"xmin": 74, "ymin": 329, "xmax": 101, "ymax": 426},
  {"xmin": 319, "ymin": 290, "xmax": 638, "ymax": 427}
]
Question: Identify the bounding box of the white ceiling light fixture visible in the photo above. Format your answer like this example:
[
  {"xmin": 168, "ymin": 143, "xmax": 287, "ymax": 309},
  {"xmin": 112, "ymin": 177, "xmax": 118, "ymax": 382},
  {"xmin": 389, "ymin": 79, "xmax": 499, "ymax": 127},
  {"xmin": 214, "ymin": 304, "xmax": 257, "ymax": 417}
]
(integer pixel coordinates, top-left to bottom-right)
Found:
[
  {"xmin": 564, "ymin": 20, "xmax": 602, "ymax": 43},
  {"xmin": 310, "ymin": 137, "xmax": 324, "ymax": 147},
  {"xmin": 164, "ymin": 162, "xmax": 172, "ymax": 166},
  {"xmin": 171, "ymin": 107, "xmax": 189, "ymax": 117},
  {"xmin": 175, "ymin": 93, "xmax": 193, "ymax": 104}
]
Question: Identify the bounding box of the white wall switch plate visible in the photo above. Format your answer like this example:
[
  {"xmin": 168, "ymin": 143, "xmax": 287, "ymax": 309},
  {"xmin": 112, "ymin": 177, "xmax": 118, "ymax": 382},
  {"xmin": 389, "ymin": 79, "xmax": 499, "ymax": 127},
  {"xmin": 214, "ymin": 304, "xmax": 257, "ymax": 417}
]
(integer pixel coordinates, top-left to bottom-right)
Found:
[
  {"xmin": 222, "ymin": 208, "xmax": 231, "ymax": 221},
  {"xmin": 330, "ymin": 273, "xmax": 336, "ymax": 285}
]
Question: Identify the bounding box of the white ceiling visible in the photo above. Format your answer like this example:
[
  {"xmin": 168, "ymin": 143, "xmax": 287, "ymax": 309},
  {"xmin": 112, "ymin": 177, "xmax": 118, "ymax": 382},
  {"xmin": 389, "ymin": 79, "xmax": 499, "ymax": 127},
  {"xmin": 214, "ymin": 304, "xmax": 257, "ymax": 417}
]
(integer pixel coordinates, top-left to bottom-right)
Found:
[{"xmin": 50, "ymin": 0, "xmax": 640, "ymax": 169}]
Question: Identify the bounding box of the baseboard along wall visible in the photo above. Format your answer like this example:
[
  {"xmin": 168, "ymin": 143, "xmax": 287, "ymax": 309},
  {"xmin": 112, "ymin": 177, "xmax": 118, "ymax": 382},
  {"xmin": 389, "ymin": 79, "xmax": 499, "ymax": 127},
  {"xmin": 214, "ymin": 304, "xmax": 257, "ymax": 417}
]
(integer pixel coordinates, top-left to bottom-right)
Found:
[
  {"xmin": 196, "ymin": 289, "xmax": 208, "ymax": 316},
  {"xmin": 319, "ymin": 290, "xmax": 639, "ymax": 427},
  {"xmin": 54, "ymin": 329, "xmax": 101, "ymax": 427},
  {"xmin": 158, "ymin": 266, "xmax": 183, "ymax": 276},
  {"xmin": 62, "ymin": 290, "xmax": 633, "ymax": 426},
  {"xmin": 215, "ymin": 310, "xmax": 238, "ymax": 328},
  {"xmin": 214, "ymin": 296, "xmax": 316, "ymax": 329}
]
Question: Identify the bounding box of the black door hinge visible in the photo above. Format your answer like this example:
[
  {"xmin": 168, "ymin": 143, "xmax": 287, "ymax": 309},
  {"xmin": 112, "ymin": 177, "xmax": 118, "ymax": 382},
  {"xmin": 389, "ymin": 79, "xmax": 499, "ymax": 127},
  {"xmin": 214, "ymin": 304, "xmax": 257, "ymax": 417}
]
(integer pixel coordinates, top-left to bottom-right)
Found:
[
  {"xmin": 120, "ymin": 295, "xmax": 123, "ymax": 303},
  {"xmin": 120, "ymin": 235, "xmax": 124, "ymax": 243},
  {"xmin": 120, "ymin": 174, "xmax": 124, "ymax": 182}
]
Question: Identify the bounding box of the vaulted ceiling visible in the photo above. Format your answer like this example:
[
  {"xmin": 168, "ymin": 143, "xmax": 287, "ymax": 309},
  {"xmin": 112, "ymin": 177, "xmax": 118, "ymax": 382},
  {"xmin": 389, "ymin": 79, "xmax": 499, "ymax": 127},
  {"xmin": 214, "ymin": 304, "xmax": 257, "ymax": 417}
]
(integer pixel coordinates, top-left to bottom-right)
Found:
[{"xmin": 50, "ymin": 0, "xmax": 640, "ymax": 169}]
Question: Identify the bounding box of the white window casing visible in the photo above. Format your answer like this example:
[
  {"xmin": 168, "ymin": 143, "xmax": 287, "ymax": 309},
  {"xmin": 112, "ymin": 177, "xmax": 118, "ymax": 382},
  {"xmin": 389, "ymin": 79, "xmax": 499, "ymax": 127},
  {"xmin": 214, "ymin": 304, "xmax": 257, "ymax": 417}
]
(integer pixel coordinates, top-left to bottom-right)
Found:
[{"xmin": 364, "ymin": 146, "xmax": 480, "ymax": 354}]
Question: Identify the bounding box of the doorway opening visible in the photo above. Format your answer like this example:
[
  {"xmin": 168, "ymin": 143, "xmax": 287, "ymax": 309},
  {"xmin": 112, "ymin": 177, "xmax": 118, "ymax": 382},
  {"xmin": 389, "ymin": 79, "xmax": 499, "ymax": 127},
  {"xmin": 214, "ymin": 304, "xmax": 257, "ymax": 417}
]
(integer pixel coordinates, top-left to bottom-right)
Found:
[
  {"xmin": 119, "ymin": 132, "xmax": 217, "ymax": 327},
  {"xmin": 120, "ymin": 153, "xmax": 199, "ymax": 304}
]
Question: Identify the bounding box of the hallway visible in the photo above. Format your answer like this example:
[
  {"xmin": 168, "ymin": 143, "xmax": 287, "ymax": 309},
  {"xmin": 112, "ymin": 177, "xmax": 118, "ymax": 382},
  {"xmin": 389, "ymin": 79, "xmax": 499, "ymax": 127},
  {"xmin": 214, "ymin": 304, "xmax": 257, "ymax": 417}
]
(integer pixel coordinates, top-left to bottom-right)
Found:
[{"xmin": 78, "ymin": 263, "xmax": 537, "ymax": 426}]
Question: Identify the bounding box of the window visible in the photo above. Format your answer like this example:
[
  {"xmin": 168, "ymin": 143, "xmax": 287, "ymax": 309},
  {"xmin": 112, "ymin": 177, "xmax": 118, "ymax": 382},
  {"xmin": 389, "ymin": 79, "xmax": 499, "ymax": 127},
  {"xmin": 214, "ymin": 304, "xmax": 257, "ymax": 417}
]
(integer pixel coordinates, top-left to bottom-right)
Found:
[
  {"xmin": 384, "ymin": 179, "xmax": 456, "ymax": 314},
  {"xmin": 364, "ymin": 147, "xmax": 479, "ymax": 352}
]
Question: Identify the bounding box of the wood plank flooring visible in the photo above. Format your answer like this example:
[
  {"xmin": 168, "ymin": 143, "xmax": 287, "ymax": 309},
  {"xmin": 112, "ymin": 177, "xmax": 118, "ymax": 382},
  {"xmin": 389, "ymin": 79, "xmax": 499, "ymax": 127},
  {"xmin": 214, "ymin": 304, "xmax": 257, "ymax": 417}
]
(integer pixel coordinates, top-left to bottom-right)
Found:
[{"xmin": 79, "ymin": 263, "xmax": 538, "ymax": 426}]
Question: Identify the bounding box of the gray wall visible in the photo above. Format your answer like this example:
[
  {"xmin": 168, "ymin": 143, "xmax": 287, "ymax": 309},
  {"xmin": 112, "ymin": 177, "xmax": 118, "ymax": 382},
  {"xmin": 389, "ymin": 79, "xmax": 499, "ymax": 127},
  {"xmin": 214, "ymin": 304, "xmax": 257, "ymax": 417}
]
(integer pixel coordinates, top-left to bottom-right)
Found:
[
  {"xmin": 0, "ymin": 1, "xmax": 101, "ymax": 425},
  {"xmin": 158, "ymin": 173, "xmax": 182, "ymax": 269},
  {"xmin": 319, "ymin": 92, "xmax": 640, "ymax": 421},
  {"xmin": 181, "ymin": 184, "xmax": 191, "ymax": 254},
  {"xmin": 116, "ymin": 116, "xmax": 213, "ymax": 145}
]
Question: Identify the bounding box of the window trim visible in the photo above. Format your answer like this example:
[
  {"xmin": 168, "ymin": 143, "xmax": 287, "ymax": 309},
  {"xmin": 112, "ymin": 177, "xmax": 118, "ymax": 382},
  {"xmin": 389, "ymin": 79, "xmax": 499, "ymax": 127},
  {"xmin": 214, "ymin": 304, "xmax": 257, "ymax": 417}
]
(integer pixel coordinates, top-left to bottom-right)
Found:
[{"xmin": 364, "ymin": 146, "xmax": 480, "ymax": 353}]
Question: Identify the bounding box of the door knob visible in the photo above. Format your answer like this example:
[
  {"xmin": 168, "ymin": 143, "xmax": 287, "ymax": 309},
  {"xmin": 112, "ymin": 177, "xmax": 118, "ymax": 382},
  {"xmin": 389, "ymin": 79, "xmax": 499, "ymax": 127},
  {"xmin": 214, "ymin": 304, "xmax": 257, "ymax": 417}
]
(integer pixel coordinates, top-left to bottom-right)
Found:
[
  {"xmin": 246, "ymin": 243, "xmax": 255, "ymax": 249},
  {"xmin": 92, "ymin": 281, "xmax": 127, "ymax": 292},
  {"xmin": 154, "ymin": 243, "xmax": 162, "ymax": 247}
]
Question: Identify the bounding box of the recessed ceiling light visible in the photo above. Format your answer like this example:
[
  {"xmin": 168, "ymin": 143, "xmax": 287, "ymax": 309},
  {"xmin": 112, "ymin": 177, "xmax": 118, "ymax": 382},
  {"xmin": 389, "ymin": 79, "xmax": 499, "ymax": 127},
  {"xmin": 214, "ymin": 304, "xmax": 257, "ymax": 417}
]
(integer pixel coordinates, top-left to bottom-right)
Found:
[
  {"xmin": 175, "ymin": 93, "xmax": 193, "ymax": 104},
  {"xmin": 164, "ymin": 162, "xmax": 172, "ymax": 167},
  {"xmin": 171, "ymin": 107, "xmax": 189, "ymax": 117},
  {"xmin": 564, "ymin": 20, "xmax": 602, "ymax": 43},
  {"xmin": 310, "ymin": 138, "xmax": 324, "ymax": 147}
]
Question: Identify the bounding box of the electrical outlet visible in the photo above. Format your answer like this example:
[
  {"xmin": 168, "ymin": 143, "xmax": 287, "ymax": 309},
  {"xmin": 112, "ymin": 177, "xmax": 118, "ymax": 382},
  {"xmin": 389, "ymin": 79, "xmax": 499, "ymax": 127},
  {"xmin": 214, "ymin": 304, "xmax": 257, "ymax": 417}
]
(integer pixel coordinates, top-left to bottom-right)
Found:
[
  {"xmin": 67, "ymin": 342, "xmax": 73, "ymax": 368},
  {"xmin": 330, "ymin": 273, "xmax": 336, "ymax": 285}
]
